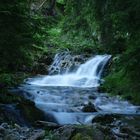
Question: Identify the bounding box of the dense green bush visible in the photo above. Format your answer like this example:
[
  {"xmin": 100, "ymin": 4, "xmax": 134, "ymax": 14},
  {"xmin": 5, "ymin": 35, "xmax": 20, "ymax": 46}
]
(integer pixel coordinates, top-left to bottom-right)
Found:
[
  {"xmin": 0, "ymin": 0, "xmax": 34, "ymax": 72},
  {"xmin": 0, "ymin": 0, "xmax": 51, "ymax": 87},
  {"xmin": 0, "ymin": 73, "xmax": 29, "ymax": 87},
  {"xmin": 59, "ymin": 0, "xmax": 140, "ymax": 103},
  {"xmin": 99, "ymin": 0, "xmax": 140, "ymax": 104},
  {"xmin": 46, "ymin": 0, "xmax": 100, "ymax": 53}
]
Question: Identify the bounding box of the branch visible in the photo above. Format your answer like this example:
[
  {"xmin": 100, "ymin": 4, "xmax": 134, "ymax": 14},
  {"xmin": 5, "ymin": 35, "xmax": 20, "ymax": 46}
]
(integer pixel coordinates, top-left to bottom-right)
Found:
[{"xmin": 37, "ymin": 0, "xmax": 47, "ymax": 10}]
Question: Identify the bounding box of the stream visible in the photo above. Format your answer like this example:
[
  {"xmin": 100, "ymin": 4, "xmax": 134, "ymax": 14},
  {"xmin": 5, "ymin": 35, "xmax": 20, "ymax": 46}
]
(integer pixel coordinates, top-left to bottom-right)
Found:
[{"xmin": 17, "ymin": 52, "xmax": 140, "ymax": 133}]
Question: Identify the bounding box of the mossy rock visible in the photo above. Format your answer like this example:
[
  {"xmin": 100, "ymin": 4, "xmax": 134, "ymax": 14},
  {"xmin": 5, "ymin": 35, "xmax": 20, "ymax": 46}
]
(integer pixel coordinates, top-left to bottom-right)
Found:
[
  {"xmin": 71, "ymin": 133, "xmax": 92, "ymax": 140},
  {"xmin": 0, "ymin": 89, "xmax": 46, "ymax": 126},
  {"xmin": 17, "ymin": 99, "xmax": 45, "ymax": 125},
  {"xmin": 71, "ymin": 125, "xmax": 104, "ymax": 140},
  {"xmin": 82, "ymin": 102, "xmax": 97, "ymax": 112},
  {"xmin": 92, "ymin": 114, "xmax": 120, "ymax": 124},
  {"xmin": 52, "ymin": 125, "xmax": 115, "ymax": 140}
]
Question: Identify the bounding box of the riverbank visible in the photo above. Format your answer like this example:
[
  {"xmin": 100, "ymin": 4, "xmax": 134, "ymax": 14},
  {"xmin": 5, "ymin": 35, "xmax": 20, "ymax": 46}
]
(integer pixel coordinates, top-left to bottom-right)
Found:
[{"xmin": 1, "ymin": 115, "xmax": 140, "ymax": 140}]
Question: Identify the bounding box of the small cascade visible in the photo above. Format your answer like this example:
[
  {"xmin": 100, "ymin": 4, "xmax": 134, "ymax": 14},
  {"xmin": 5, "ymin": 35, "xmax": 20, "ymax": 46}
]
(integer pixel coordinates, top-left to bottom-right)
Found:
[
  {"xmin": 28, "ymin": 54, "xmax": 111, "ymax": 87},
  {"xmin": 48, "ymin": 52, "xmax": 87, "ymax": 75},
  {"xmin": 19, "ymin": 53, "xmax": 140, "ymax": 125}
]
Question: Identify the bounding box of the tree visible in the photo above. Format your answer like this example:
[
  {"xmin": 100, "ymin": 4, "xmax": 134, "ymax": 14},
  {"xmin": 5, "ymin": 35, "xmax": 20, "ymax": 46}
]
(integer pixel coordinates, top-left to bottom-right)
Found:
[{"xmin": 0, "ymin": 0, "xmax": 34, "ymax": 72}]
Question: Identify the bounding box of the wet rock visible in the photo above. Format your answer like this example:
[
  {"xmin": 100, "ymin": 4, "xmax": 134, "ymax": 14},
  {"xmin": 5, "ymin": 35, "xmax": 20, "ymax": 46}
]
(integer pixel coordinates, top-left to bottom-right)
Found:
[
  {"xmin": 53, "ymin": 125, "xmax": 75, "ymax": 140},
  {"xmin": 96, "ymin": 125, "xmax": 111, "ymax": 134},
  {"xmin": 0, "ymin": 123, "xmax": 46, "ymax": 140},
  {"xmin": 92, "ymin": 114, "xmax": 120, "ymax": 124},
  {"xmin": 112, "ymin": 130, "xmax": 129, "ymax": 138},
  {"xmin": 4, "ymin": 133, "xmax": 20, "ymax": 140},
  {"xmin": 32, "ymin": 62, "xmax": 49, "ymax": 74},
  {"xmin": 120, "ymin": 126, "xmax": 132, "ymax": 134},
  {"xmin": 38, "ymin": 55, "xmax": 53, "ymax": 65},
  {"xmin": 0, "ymin": 126, "xmax": 6, "ymax": 135},
  {"xmin": 88, "ymin": 95, "xmax": 97, "ymax": 100},
  {"xmin": 73, "ymin": 55, "xmax": 85, "ymax": 63},
  {"xmin": 82, "ymin": 102, "xmax": 97, "ymax": 112},
  {"xmin": 0, "ymin": 98, "xmax": 46, "ymax": 127},
  {"xmin": 48, "ymin": 52, "xmax": 88, "ymax": 75},
  {"xmin": 35, "ymin": 121, "xmax": 61, "ymax": 129},
  {"xmin": 1, "ymin": 123, "xmax": 9, "ymax": 129},
  {"xmin": 120, "ymin": 126, "xmax": 140, "ymax": 137},
  {"xmin": 53, "ymin": 125, "xmax": 107, "ymax": 140},
  {"xmin": 17, "ymin": 99, "xmax": 46, "ymax": 125},
  {"xmin": 28, "ymin": 130, "xmax": 45, "ymax": 140}
]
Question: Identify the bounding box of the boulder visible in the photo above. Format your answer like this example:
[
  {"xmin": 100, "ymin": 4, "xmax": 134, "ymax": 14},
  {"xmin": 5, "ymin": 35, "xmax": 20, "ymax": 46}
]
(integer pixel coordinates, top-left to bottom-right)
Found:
[
  {"xmin": 28, "ymin": 130, "xmax": 45, "ymax": 140},
  {"xmin": 17, "ymin": 99, "xmax": 46, "ymax": 125},
  {"xmin": 82, "ymin": 102, "xmax": 97, "ymax": 112},
  {"xmin": 4, "ymin": 133, "xmax": 20, "ymax": 140},
  {"xmin": 92, "ymin": 114, "xmax": 120, "ymax": 124},
  {"xmin": 53, "ymin": 125, "xmax": 76, "ymax": 140},
  {"xmin": 53, "ymin": 125, "xmax": 105, "ymax": 140},
  {"xmin": 0, "ymin": 125, "xmax": 6, "ymax": 137},
  {"xmin": 88, "ymin": 95, "xmax": 97, "ymax": 100}
]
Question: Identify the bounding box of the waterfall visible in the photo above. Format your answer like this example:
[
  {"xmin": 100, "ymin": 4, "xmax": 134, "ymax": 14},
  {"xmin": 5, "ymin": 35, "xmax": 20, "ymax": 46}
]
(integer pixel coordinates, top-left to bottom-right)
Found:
[
  {"xmin": 28, "ymin": 54, "xmax": 111, "ymax": 87},
  {"xmin": 20, "ymin": 53, "xmax": 140, "ymax": 125}
]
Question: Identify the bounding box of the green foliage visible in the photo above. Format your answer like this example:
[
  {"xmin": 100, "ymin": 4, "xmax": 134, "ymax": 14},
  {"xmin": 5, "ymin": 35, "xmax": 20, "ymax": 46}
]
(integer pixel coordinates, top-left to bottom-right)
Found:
[
  {"xmin": 46, "ymin": 25, "xmax": 100, "ymax": 54},
  {"xmin": 90, "ymin": 0, "xmax": 140, "ymax": 104},
  {"xmin": 103, "ymin": 51, "xmax": 140, "ymax": 104},
  {"xmin": 57, "ymin": 0, "xmax": 65, "ymax": 5},
  {"xmin": 0, "ymin": 73, "xmax": 29, "ymax": 87},
  {"xmin": 0, "ymin": 0, "xmax": 34, "ymax": 72},
  {"xmin": 0, "ymin": 0, "xmax": 139, "ymax": 104},
  {"xmin": 0, "ymin": 0, "xmax": 51, "ymax": 86},
  {"xmin": 56, "ymin": 0, "xmax": 100, "ymax": 53},
  {"xmin": 72, "ymin": 133, "xmax": 92, "ymax": 140},
  {"xmin": 46, "ymin": 0, "xmax": 140, "ymax": 104}
]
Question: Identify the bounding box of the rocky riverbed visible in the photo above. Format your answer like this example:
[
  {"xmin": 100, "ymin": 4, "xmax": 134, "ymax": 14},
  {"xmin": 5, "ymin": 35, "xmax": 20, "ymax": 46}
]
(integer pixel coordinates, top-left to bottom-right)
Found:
[
  {"xmin": 1, "ymin": 53, "xmax": 140, "ymax": 140},
  {"xmin": 1, "ymin": 117, "xmax": 140, "ymax": 140}
]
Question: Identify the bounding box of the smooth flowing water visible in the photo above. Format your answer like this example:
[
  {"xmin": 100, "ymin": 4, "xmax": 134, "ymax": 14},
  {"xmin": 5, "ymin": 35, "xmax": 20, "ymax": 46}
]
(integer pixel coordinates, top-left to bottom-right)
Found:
[
  {"xmin": 27, "ymin": 55, "xmax": 111, "ymax": 87},
  {"xmin": 19, "ymin": 53, "xmax": 140, "ymax": 125}
]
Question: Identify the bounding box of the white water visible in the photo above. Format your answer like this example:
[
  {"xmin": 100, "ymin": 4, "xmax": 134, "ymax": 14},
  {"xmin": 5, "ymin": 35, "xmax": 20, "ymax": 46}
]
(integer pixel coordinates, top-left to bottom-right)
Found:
[
  {"xmin": 19, "ymin": 54, "xmax": 140, "ymax": 125},
  {"xmin": 28, "ymin": 55, "xmax": 111, "ymax": 87}
]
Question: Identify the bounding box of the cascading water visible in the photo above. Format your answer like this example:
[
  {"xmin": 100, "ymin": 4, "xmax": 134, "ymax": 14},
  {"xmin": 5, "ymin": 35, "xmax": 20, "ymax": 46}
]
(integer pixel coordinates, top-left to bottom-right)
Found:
[
  {"xmin": 19, "ymin": 53, "xmax": 140, "ymax": 125},
  {"xmin": 27, "ymin": 55, "xmax": 111, "ymax": 87}
]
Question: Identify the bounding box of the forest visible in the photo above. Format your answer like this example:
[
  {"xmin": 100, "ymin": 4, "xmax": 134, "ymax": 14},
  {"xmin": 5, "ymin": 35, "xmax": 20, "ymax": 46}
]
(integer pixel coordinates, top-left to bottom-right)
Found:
[{"xmin": 0, "ymin": 0, "xmax": 140, "ymax": 139}]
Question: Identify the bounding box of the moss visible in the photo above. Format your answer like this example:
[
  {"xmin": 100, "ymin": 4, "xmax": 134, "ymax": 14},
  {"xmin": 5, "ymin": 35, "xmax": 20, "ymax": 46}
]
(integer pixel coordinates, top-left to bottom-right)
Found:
[
  {"xmin": 71, "ymin": 133, "xmax": 92, "ymax": 140},
  {"xmin": 0, "ymin": 72, "xmax": 29, "ymax": 88},
  {"xmin": 70, "ymin": 125, "xmax": 107, "ymax": 140}
]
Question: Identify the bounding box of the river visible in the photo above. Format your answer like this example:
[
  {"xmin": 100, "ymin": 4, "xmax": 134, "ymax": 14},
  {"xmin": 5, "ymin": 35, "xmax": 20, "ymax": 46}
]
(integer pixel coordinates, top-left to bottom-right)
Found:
[{"xmin": 18, "ymin": 52, "xmax": 140, "ymax": 126}]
